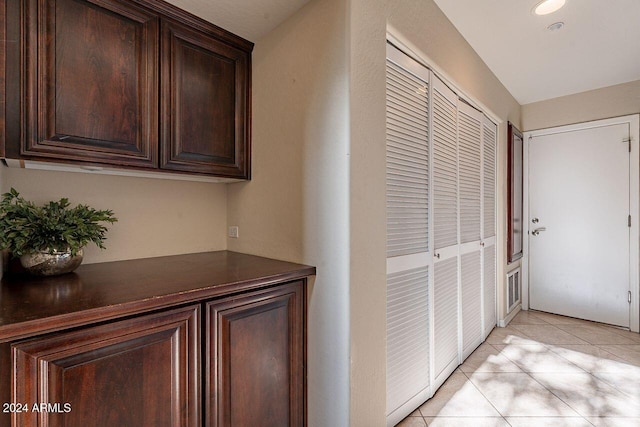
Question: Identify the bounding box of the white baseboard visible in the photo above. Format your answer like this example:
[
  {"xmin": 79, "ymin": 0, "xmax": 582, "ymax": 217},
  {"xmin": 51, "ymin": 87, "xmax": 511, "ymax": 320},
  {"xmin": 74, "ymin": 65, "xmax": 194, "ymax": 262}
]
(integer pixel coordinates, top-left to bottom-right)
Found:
[{"xmin": 498, "ymin": 304, "xmax": 522, "ymax": 327}]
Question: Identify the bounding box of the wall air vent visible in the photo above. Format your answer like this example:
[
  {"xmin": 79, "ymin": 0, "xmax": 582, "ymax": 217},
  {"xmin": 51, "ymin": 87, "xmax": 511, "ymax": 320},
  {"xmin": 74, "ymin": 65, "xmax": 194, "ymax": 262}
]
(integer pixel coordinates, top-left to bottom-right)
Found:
[{"xmin": 507, "ymin": 268, "xmax": 521, "ymax": 314}]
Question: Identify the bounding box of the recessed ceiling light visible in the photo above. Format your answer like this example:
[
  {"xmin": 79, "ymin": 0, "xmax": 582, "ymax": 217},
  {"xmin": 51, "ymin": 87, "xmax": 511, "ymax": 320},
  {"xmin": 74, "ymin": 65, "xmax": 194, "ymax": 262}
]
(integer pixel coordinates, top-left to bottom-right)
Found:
[
  {"xmin": 532, "ymin": 0, "xmax": 566, "ymax": 15},
  {"xmin": 547, "ymin": 21, "xmax": 565, "ymax": 31}
]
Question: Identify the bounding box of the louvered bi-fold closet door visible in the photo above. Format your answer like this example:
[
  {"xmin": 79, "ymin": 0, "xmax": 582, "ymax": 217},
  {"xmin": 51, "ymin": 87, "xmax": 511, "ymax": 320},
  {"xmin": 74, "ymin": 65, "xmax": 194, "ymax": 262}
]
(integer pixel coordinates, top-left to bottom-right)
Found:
[
  {"xmin": 458, "ymin": 102, "xmax": 484, "ymax": 359},
  {"xmin": 385, "ymin": 43, "xmax": 432, "ymax": 425},
  {"xmin": 433, "ymin": 77, "xmax": 458, "ymax": 253},
  {"xmin": 461, "ymin": 250, "xmax": 482, "ymax": 358},
  {"xmin": 482, "ymin": 116, "xmax": 497, "ymax": 338},
  {"xmin": 431, "ymin": 76, "xmax": 459, "ymax": 387},
  {"xmin": 458, "ymin": 104, "xmax": 482, "ymax": 245}
]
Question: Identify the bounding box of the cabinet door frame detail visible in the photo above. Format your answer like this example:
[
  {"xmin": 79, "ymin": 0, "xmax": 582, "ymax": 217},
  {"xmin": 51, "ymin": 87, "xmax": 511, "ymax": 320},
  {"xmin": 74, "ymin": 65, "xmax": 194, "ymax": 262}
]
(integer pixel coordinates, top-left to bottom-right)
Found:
[
  {"xmin": 11, "ymin": 305, "xmax": 200, "ymax": 427},
  {"xmin": 206, "ymin": 281, "xmax": 305, "ymax": 427},
  {"xmin": 160, "ymin": 19, "xmax": 250, "ymax": 178},
  {"xmin": 21, "ymin": 0, "xmax": 159, "ymax": 167}
]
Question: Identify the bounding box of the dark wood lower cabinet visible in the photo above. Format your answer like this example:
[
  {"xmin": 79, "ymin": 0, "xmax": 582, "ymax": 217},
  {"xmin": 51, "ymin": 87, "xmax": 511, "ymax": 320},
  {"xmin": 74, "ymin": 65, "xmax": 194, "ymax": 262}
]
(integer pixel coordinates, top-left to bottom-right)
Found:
[
  {"xmin": 207, "ymin": 282, "xmax": 305, "ymax": 427},
  {"xmin": 0, "ymin": 252, "xmax": 312, "ymax": 427},
  {"xmin": 11, "ymin": 305, "xmax": 200, "ymax": 427}
]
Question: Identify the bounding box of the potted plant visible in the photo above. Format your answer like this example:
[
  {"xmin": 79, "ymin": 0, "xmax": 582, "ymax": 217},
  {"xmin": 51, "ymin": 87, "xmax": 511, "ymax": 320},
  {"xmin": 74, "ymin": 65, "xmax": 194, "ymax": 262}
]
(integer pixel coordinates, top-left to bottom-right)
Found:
[{"xmin": 0, "ymin": 188, "xmax": 117, "ymax": 276}]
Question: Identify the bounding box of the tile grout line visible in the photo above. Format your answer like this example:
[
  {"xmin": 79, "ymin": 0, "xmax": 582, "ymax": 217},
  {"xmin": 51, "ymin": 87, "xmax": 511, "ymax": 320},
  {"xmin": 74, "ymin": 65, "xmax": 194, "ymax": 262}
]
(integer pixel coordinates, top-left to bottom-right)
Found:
[
  {"xmin": 406, "ymin": 311, "xmax": 640, "ymax": 426},
  {"xmin": 502, "ymin": 320, "xmax": 593, "ymax": 419},
  {"xmin": 539, "ymin": 318, "xmax": 640, "ymax": 400},
  {"xmin": 458, "ymin": 363, "xmax": 514, "ymax": 424},
  {"xmin": 491, "ymin": 316, "xmax": 598, "ymax": 423},
  {"xmin": 504, "ymin": 314, "xmax": 634, "ymax": 424}
]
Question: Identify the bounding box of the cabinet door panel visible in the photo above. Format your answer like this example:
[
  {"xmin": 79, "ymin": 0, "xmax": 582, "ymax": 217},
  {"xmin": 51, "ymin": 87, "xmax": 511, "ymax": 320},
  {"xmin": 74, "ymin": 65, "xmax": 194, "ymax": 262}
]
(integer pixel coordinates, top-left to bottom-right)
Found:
[
  {"xmin": 161, "ymin": 20, "xmax": 250, "ymax": 178},
  {"xmin": 0, "ymin": 343, "xmax": 10, "ymax": 427},
  {"xmin": 206, "ymin": 282, "xmax": 305, "ymax": 427},
  {"xmin": 11, "ymin": 305, "xmax": 200, "ymax": 427},
  {"xmin": 23, "ymin": 0, "xmax": 158, "ymax": 167}
]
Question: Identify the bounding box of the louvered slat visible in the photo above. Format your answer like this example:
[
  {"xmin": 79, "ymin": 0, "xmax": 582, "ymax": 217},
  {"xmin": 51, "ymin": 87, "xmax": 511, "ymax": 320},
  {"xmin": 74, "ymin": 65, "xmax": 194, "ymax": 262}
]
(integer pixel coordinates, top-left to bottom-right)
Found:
[
  {"xmin": 386, "ymin": 59, "xmax": 429, "ymax": 258},
  {"xmin": 459, "ymin": 108, "xmax": 482, "ymax": 244},
  {"xmin": 484, "ymin": 244, "xmax": 496, "ymax": 335},
  {"xmin": 483, "ymin": 121, "xmax": 497, "ymax": 238},
  {"xmin": 433, "ymin": 83, "xmax": 458, "ymax": 250},
  {"xmin": 461, "ymin": 251, "xmax": 482, "ymax": 354},
  {"xmin": 434, "ymin": 258, "xmax": 458, "ymax": 377},
  {"xmin": 386, "ymin": 267, "xmax": 430, "ymax": 413}
]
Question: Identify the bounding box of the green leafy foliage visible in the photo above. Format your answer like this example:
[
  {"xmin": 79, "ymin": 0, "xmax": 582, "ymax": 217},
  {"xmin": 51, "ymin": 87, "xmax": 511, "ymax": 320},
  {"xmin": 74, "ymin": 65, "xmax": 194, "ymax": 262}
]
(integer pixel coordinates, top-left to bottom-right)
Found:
[{"xmin": 0, "ymin": 188, "xmax": 117, "ymax": 257}]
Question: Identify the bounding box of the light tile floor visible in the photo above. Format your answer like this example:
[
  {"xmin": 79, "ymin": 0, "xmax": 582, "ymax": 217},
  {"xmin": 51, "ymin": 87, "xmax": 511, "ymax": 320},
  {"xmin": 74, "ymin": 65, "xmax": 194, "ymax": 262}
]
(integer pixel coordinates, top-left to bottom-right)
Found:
[{"xmin": 397, "ymin": 310, "xmax": 640, "ymax": 427}]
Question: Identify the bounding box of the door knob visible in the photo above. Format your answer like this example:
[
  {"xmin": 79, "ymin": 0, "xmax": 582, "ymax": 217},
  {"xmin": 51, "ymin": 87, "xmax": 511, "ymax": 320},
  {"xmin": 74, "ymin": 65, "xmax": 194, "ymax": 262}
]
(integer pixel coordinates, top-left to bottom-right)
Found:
[
  {"xmin": 532, "ymin": 227, "xmax": 546, "ymax": 236},
  {"xmin": 532, "ymin": 218, "xmax": 539, "ymax": 223}
]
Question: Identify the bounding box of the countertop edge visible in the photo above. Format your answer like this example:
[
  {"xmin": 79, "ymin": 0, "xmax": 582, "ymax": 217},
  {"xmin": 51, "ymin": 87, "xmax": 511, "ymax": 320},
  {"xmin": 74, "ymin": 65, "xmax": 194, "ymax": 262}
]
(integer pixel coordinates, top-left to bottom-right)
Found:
[{"xmin": 0, "ymin": 252, "xmax": 316, "ymax": 342}]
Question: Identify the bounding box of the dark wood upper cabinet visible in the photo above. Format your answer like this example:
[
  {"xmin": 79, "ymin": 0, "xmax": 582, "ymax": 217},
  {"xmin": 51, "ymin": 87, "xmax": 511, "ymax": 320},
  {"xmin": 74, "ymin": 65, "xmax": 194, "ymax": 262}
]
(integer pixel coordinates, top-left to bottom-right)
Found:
[
  {"xmin": 22, "ymin": 0, "xmax": 159, "ymax": 167},
  {"xmin": 2, "ymin": 0, "xmax": 252, "ymax": 178},
  {"xmin": 161, "ymin": 20, "xmax": 250, "ymax": 178}
]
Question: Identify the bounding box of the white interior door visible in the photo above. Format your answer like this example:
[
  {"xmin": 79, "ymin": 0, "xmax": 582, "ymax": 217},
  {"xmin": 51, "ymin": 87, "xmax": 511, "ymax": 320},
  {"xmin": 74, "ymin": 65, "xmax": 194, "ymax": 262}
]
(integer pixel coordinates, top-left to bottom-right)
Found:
[{"xmin": 528, "ymin": 123, "xmax": 631, "ymax": 327}]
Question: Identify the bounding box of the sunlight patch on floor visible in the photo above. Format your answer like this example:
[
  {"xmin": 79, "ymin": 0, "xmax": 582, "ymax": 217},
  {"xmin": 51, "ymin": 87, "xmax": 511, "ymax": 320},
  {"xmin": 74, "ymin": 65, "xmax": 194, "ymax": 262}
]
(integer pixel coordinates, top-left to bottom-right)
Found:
[{"xmin": 397, "ymin": 310, "xmax": 640, "ymax": 426}]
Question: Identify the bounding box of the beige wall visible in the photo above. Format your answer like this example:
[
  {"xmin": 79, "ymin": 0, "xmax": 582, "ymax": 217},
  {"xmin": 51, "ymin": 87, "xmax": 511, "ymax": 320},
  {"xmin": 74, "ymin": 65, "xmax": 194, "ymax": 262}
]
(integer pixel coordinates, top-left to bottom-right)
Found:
[
  {"xmin": 225, "ymin": 0, "xmax": 350, "ymax": 425},
  {"xmin": 1, "ymin": 167, "xmax": 227, "ymax": 264},
  {"xmin": 348, "ymin": 1, "xmax": 388, "ymax": 424},
  {"xmin": 522, "ymin": 80, "xmax": 640, "ymax": 131},
  {"xmin": 227, "ymin": 0, "xmax": 523, "ymax": 424},
  {"xmin": 1, "ymin": 0, "xmax": 528, "ymax": 424},
  {"xmin": 349, "ymin": 0, "xmax": 522, "ymax": 425},
  {"xmin": 227, "ymin": 1, "xmax": 519, "ymax": 420}
]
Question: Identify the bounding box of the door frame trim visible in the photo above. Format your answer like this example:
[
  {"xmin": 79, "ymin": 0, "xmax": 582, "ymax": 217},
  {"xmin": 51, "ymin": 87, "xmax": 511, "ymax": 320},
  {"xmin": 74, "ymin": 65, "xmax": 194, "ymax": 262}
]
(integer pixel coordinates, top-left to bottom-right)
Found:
[{"xmin": 523, "ymin": 114, "xmax": 640, "ymax": 332}]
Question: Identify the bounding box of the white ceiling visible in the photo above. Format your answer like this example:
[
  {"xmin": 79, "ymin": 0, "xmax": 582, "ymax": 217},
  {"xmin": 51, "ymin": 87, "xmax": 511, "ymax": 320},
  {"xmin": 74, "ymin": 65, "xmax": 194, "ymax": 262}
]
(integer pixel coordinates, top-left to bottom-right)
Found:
[
  {"xmin": 165, "ymin": 0, "xmax": 311, "ymax": 42},
  {"xmin": 433, "ymin": 0, "xmax": 640, "ymax": 104}
]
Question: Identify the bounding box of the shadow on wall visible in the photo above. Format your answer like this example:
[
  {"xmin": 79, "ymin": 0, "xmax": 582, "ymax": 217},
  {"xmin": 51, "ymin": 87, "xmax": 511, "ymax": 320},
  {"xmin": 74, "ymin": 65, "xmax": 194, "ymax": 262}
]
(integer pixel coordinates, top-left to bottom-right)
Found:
[{"xmin": 0, "ymin": 167, "xmax": 228, "ymax": 264}]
